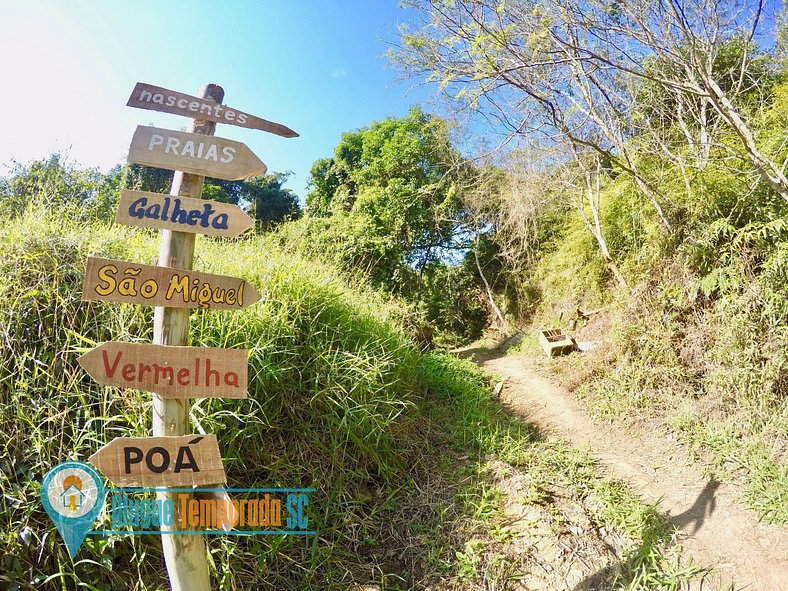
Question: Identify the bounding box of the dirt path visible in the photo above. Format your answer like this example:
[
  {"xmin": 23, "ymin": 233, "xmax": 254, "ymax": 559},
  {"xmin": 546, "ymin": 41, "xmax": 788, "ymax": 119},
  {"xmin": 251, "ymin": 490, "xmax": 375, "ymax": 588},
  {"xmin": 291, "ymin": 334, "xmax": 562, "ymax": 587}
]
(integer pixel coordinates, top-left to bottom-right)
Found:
[{"xmin": 474, "ymin": 350, "xmax": 788, "ymax": 591}]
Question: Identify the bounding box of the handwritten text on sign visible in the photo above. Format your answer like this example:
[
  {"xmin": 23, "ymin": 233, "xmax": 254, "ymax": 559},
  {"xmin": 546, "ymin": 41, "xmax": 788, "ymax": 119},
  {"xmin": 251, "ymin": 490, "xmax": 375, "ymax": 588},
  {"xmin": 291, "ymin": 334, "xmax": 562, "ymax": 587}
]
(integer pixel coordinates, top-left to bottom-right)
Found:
[
  {"xmin": 78, "ymin": 342, "xmax": 248, "ymax": 399},
  {"xmin": 81, "ymin": 257, "xmax": 261, "ymax": 310},
  {"xmin": 127, "ymin": 126, "xmax": 267, "ymax": 180},
  {"xmin": 89, "ymin": 435, "xmax": 226, "ymax": 487},
  {"xmin": 127, "ymin": 82, "xmax": 299, "ymax": 137},
  {"xmin": 116, "ymin": 189, "xmax": 254, "ymax": 237}
]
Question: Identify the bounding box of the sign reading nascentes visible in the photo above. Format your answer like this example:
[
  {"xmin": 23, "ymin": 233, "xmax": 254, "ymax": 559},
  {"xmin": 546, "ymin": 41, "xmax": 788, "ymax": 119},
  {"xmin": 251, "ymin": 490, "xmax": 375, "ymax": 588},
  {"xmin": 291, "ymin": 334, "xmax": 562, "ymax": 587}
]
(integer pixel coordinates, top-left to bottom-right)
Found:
[
  {"xmin": 116, "ymin": 189, "xmax": 254, "ymax": 237},
  {"xmin": 82, "ymin": 256, "xmax": 261, "ymax": 310},
  {"xmin": 127, "ymin": 82, "xmax": 299, "ymax": 138},
  {"xmin": 78, "ymin": 342, "xmax": 249, "ymax": 399},
  {"xmin": 89, "ymin": 435, "xmax": 226, "ymax": 488},
  {"xmin": 128, "ymin": 126, "xmax": 267, "ymax": 181}
]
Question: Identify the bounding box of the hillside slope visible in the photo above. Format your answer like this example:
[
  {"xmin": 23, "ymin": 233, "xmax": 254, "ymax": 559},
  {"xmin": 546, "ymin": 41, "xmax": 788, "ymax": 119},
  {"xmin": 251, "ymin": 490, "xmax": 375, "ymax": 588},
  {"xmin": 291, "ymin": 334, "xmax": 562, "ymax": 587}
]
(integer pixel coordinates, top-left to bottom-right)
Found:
[{"xmin": 0, "ymin": 205, "xmax": 706, "ymax": 590}]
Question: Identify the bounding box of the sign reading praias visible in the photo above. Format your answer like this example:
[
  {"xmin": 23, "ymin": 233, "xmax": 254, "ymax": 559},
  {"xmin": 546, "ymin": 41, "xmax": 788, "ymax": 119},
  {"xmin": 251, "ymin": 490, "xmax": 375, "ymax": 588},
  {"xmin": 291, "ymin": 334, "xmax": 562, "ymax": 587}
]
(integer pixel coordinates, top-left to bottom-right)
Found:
[
  {"xmin": 127, "ymin": 82, "xmax": 299, "ymax": 138},
  {"xmin": 128, "ymin": 126, "xmax": 266, "ymax": 181},
  {"xmin": 78, "ymin": 342, "xmax": 248, "ymax": 399},
  {"xmin": 82, "ymin": 256, "xmax": 261, "ymax": 310},
  {"xmin": 89, "ymin": 435, "xmax": 226, "ymax": 487},
  {"xmin": 116, "ymin": 189, "xmax": 254, "ymax": 237}
]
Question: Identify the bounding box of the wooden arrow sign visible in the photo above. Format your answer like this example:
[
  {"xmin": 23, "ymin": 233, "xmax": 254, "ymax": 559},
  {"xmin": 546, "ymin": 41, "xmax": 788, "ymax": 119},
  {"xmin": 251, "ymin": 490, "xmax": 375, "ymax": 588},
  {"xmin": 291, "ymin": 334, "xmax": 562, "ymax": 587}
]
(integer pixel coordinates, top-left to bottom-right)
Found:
[
  {"xmin": 78, "ymin": 342, "xmax": 248, "ymax": 399},
  {"xmin": 89, "ymin": 435, "xmax": 226, "ymax": 487},
  {"xmin": 128, "ymin": 125, "xmax": 267, "ymax": 181},
  {"xmin": 127, "ymin": 82, "xmax": 299, "ymax": 138},
  {"xmin": 116, "ymin": 189, "xmax": 254, "ymax": 237},
  {"xmin": 81, "ymin": 256, "xmax": 261, "ymax": 310}
]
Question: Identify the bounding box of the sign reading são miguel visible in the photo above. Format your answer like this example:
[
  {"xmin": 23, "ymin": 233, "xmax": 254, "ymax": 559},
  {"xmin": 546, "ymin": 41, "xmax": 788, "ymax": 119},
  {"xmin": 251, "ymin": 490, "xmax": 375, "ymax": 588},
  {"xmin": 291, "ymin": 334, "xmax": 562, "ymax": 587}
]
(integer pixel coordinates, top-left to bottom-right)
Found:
[
  {"xmin": 41, "ymin": 83, "xmax": 309, "ymax": 570},
  {"xmin": 82, "ymin": 256, "xmax": 261, "ymax": 310}
]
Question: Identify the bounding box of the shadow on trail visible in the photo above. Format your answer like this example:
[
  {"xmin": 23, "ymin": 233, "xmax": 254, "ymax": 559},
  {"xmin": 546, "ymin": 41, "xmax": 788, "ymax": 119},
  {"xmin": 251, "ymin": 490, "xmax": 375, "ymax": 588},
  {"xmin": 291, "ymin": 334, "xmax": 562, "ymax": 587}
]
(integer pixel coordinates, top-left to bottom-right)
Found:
[
  {"xmin": 453, "ymin": 344, "xmax": 500, "ymax": 364},
  {"xmin": 570, "ymin": 478, "xmax": 720, "ymax": 590},
  {"xmin": 457, "ymin": 345, "xmax": 720, "ymax": 589},
  {"xmin": 669, "ymin": 479, "xmax": 720, "ymax": 534}
]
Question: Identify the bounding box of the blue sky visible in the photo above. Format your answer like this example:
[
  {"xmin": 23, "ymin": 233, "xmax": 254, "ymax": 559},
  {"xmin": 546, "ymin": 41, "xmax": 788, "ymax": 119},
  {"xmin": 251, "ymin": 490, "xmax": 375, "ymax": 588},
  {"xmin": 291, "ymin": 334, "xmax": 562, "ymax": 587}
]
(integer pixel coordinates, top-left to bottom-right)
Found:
[{"xmin": 0, "ymin": 0, "xmax": 432, "ymax": 196}]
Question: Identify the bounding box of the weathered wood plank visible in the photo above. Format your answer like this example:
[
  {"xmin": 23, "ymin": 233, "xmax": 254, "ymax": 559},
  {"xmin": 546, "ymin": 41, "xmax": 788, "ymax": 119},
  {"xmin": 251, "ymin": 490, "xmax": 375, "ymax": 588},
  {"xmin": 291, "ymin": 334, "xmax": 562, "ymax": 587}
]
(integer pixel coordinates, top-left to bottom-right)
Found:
[
  {"xmin": 127, "ymin": 82, "xmax": 298, "ymax": 137},
  {"xmin": 116, "ymin": 189, "xmax": 254, "ymax": 237},
  {"xmin": 128, "ymin": 125, "xmax": 266, "ymax": 180},
  {"xmin": 79, "ymin": 342, "xmax": 248, "ymax": 399},
  {"xmin": 81, "ymin": 256, "xmax": 261, "ymax": 311},
  {"xmin": 89, "ymin": 435, "xmax": 226, "ymax": 488}
]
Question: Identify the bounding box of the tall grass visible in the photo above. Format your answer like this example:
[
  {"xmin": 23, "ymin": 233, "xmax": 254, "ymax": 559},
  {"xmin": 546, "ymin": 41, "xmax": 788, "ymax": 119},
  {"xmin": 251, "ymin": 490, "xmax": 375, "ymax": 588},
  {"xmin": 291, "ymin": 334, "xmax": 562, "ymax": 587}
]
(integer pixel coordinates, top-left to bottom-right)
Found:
[
  {"xmin": 0, "ymin": 201, "xmax": 425, "ymax": 589},
  {"xmin": 0, "ymin": 200, "xmax": 702, "ymax": 590}
]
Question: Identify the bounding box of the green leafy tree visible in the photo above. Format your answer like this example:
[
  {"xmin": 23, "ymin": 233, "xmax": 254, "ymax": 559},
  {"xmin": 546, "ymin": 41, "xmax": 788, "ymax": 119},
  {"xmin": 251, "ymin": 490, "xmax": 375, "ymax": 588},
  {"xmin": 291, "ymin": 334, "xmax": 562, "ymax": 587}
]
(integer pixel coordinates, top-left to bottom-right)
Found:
[
  {"xmin": 244, "ymin": 173, "xmax": 302, "ymax": 231},
  {"xmin": 123, "ymin": 163, "xmax": 173, "ymax": 194},
  {"xmin": 0, "ymin": 153, "xmax": 117, "ymax": 219},
  {"xmin": 304, "ymin": 107, "xmax": 473, "ymax": 289}
]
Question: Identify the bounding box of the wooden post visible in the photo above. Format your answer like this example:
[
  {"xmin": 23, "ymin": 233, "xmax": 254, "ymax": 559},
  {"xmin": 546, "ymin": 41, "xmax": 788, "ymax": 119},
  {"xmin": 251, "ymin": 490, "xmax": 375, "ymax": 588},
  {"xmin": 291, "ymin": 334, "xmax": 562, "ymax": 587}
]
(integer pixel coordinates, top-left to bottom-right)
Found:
[{"xmin": 152, "ymin": 83, "xmax": 224, "ymax": 591}]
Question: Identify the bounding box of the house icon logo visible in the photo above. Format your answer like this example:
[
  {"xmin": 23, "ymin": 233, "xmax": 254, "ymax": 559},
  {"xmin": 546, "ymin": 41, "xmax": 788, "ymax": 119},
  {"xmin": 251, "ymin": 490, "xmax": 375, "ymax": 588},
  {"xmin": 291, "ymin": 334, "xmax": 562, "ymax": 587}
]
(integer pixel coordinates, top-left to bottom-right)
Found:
[
  {"xmin": 41, "ymin": 461, "xmax": 105, "ymax": 558},
  {"xmin": 61, "ymin": 476, "xmax": 86, "ymax": 512}
]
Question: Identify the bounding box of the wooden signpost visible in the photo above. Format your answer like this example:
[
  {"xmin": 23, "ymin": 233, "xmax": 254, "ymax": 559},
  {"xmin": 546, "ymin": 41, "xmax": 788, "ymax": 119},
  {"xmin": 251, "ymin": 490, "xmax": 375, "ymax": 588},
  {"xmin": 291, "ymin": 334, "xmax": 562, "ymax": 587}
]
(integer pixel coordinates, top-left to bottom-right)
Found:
[
  {"xmin": 78, "ymin": 342, "xmax": 248, "ymax": 399},
  {"xmin": 82, "ymin": 256, "xmax": 261, "ymax": 310},
  {"xmin": 89, "ymin": 435, "xmax": 226, "ymax": 488},
  {"xmin": 116, "ymin": 189, "xmax": 254, "ymax": 237},
  {"xmin": 127, "ymin": 82, "xmax": 299, "ymax": 137},
  {"xmin": 128, "ymin": 125, "xmax": 267, "ymax": 180},
  {"xmin": 78, "ymin": 82, "xmax": 297, "ymax": 591}
]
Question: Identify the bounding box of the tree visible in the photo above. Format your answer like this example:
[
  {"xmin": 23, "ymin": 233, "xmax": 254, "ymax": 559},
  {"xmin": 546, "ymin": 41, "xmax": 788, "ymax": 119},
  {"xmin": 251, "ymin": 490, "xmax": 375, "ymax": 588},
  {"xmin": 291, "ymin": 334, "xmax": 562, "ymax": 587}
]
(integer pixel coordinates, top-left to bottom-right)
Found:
[
  {"xmin": 123, "ymin": 163, "xmax": 173, "ymax": 194},
  {"xmin": 304, "ymin": 107, "xmax": 474, "ymax": 288},
  {"xmin": 0, "ymin": 154, "xmax": 117, "ymax": 219},
  {"xmin": 394, "ymin": 0, "xmax": 672, "ymax": 230},
  {"xmin": 299, "ymin": 109, "xmax": 509, "ymax": 337},
  {"xmin": 305, "ymin": 158, "xmax": 341, "ymax": 217},
  {"xmin": 394, "ymin": 0, "xmax": 786, "ymax": 221},
  {"xmin": 244, "ymin": 173, "xmax": 301, "ymax": 231}
]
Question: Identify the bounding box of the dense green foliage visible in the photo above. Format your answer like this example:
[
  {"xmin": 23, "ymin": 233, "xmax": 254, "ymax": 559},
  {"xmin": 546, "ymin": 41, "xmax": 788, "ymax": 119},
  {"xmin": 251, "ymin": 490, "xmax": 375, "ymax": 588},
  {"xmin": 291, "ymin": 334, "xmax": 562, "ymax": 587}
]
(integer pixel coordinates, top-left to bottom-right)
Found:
[
  {"xmin": 294, "ymin": 107, "xmax": 492, "ymax": 341},
  {"xmin": 303, "ymin": 107, "xmax": 467, "ymax": 282},
  {"xmin": 245, "ymin": 172, "xmax": 301, "ymax": 231},
  {"xmin": 0, "ymin": 200, "xmax": 418, "ymax": 588},
  {"xmin": 0, "ymin": 195, "xmax": 700, "ymax": 589},
  {"xmin": 395, "ymin": 0, "xmax": 788, "ymax": 522}
]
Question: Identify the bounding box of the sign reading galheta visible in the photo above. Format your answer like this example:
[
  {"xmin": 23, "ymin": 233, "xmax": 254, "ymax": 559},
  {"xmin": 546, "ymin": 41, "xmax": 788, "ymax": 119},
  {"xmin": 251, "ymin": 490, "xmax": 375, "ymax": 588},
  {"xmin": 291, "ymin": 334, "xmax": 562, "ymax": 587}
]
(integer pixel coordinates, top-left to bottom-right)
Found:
[
  {"xmin": 74, "ymin": 81, "xmax": 297, "ymax": 590},
  {"xmin": 116, "ymin": 189, "xmax": 254, "ymax": 237}
]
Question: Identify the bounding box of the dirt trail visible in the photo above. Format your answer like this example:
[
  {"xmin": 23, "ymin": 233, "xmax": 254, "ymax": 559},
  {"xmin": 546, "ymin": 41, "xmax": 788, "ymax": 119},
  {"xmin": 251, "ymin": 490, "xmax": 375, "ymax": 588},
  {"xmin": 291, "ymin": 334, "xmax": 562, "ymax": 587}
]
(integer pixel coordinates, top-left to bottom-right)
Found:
[{"xmin": 474, "ymin": 350, "xmax": 788, "ymax": 591}]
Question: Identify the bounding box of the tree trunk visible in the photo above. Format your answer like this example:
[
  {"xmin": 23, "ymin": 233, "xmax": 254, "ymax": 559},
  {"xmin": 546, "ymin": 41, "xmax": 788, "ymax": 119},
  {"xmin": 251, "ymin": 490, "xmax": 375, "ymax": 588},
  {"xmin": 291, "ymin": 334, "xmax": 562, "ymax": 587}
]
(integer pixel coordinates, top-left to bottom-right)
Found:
[{"xmin": 473, "ymin": 239, "xmax": 507, "ymax": 330}]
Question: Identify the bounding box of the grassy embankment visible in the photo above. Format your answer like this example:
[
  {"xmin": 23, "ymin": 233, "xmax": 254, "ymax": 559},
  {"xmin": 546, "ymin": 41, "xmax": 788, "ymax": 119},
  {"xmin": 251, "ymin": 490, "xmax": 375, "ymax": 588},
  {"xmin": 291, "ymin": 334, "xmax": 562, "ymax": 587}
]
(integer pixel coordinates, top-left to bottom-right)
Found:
[
  {"xmin": 505, "ymin": 87, "xmax": 788, "ymax": 525},
  {"xmin": 0, "ymin": 202, "xmax": 702, "ymax": 589}
]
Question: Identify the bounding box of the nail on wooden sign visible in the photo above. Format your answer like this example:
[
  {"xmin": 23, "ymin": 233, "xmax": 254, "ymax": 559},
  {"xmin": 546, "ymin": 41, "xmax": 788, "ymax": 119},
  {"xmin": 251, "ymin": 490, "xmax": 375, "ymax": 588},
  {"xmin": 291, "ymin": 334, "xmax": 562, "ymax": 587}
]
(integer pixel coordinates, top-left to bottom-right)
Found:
[
  {"xmin": 127, "ymin": 82, "xmax": 299, "ymax": 138},
  {"xmin": 79, "ymin": 342, "xmax": 248, "ymax": 399},
  {"xmin": 81, "ymin": 256, "xmax": 261, "ymax": 310},
  {"xmin": 89, "ymin": 435, "xmax": 226, "ymax": 487},
  {"xmin": 128, "ymin": 125, "xmax": 267, "ymax": 181},
  {"xmin": 116, "ymin": 189, "xmax": 254, "ymax": 237}
]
